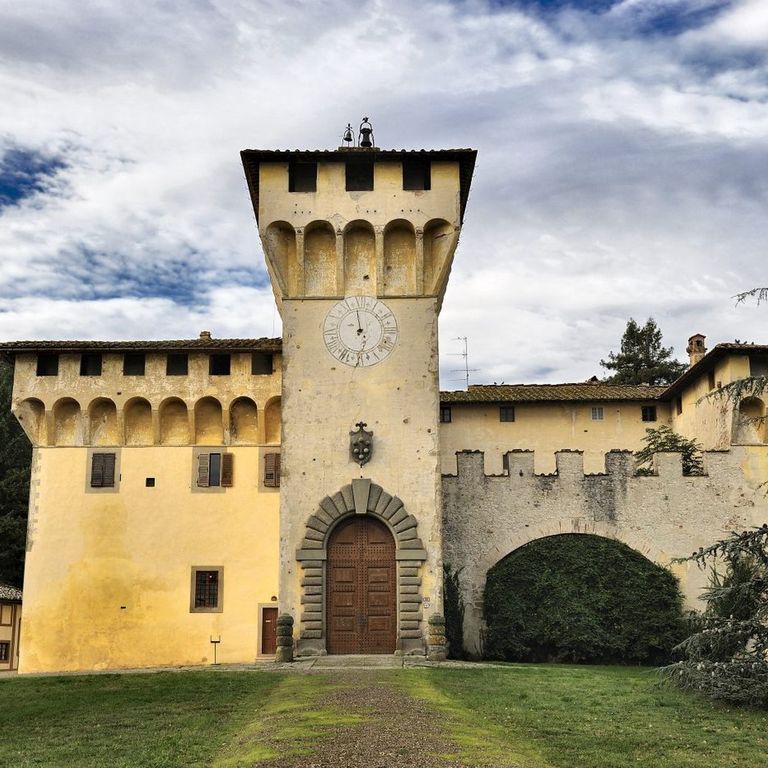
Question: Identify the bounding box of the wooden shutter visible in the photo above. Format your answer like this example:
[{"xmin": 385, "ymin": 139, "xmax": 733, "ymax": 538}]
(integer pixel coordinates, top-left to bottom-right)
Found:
[
  {"xmin": 102, "ymin": 453, "xmax": 116, "ymax": 487},
  {"xmin": 91, "ymin": 454, "xmax": 104, "ymax": 487},
  {"xmin": 264, "ymin": 452, "xmax": 280, "ymax": 488},
  {"xmin": 221, "ymin": 453, "xmax": 234, "ymax": 487},
  {"xmin": 197, "ymin": 453, "xmax": 210, "ymax": 487}
]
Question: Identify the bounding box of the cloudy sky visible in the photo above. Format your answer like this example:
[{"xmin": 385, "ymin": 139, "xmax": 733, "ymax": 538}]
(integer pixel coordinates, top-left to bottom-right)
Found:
[{"xmin": 0, "ymin": 0, "xmax": 766, "ymax": 387}]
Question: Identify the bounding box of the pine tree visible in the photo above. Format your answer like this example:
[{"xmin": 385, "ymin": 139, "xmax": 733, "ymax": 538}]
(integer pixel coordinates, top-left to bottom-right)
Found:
[{"xmin": 601, "ymin": 318, "xmax": 686, "ymax": 385}]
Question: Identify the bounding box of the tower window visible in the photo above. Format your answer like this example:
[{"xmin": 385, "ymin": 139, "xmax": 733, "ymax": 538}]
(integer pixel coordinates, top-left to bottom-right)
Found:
[
  {"xmin": 123, "ymin": 352, "xmax": 145, "ymax": 376},
  {"xmin": 345, "ymin": 159, "xmax": 374, "ymax": 191},
  {"xmin": 676, "ymin": 397, "xmax": 683, "ymax": 415},
  {"xmin": 402, "ymin": 159, "xmax": 431, "ymax": 191},
  {"xmin": 196, "ymin": 452, "xmax": 233, "ymax": 488},
  {"xmin": 641, "ymin": 406, "xmax": 657, "ymax": 422},
  {"xmin": 440, "ymin": 405, "xmax": 452, "ymax": 423},
  {"xmin": 288, "ymin": 161, "xmax": 317, "ymax": 193},
  {"xmin": 209, "ymin": 354, "xmax": 231, "ymax": 376},
  {"xmin": 252, "ymin": 352, "xmax": 273, "ymax": 375},
  {"xmin": 80, "ymin": 352, "xmax": 102, "ymax": 376},
  {"xmin": 167, "ymin": 353, "xmax": 188, "ymax": 376},
  {"xmin": 36, "ymin": 353, "xmax": 59, "ymax": 376},
  {"xmin": 90, "ymin": 452, "xmax": 116, "ymax": 488},
  {"xmin": 591, "ymin": 406, "xmax": 604, "ymax": 421},
  {"xmin": 499, "ymin": 406, "xmax": 515, "ymax": 422}
]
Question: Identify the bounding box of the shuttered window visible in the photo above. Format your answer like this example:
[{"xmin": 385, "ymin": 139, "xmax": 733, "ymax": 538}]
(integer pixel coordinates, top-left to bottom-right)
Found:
[
  {"xmin": 264, "ymin": 452, "xmax": 280, "ymax": 487},
  {"xmin": 196, "ymin": 452, "xmax": 233, "ymax": 488},
  {"xmin": 90, "ymin": 453, "xmax": 116, "ymax": 488}
]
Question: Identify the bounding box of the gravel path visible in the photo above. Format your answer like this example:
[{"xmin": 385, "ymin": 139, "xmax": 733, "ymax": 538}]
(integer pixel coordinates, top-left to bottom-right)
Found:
[{"xmin": 256, "ymin": 670, "xmax": 484, "ymax": 768}]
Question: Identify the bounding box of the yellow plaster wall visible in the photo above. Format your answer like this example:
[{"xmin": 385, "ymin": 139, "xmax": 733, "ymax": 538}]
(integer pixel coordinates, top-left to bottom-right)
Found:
[
  {"xmin": 19, "ymin": 446, "xmax": 279, "ymax": 673},
  {"xmin": 440, "ymin": 401, "xmax": 672, "ymax": 474}
]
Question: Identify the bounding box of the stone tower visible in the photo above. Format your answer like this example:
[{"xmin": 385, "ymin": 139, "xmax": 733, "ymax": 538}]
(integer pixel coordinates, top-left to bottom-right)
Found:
[{"xmin": 241, "ymin": 132, "xmax": 476, "ymax": 655}]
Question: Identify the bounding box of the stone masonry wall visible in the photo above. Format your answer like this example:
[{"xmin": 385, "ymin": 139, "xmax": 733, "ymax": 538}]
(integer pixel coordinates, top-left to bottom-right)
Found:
[{"xmin": 442, "ymin": 447, "xmax": 768, "ymax": 656}]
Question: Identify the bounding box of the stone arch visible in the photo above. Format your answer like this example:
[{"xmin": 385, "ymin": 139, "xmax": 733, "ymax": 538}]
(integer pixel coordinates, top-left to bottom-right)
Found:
[
  {"xmin": 88, "ymin": 398, "xmax": 118, "ymax": 446},
  {"xmin": 735, "ymin": 396, "xmax": 766, "ymax": 444},
  {"xmin": 16, "ymin": 398, "xmax": 46, "ymax": 445},
  {"xmin": 194, "ymin": 397, "xmax": 223, "ymax": 444},
  {"xmin": 304, "ymin": 221, "xmax": 336, "ymax": 296},
  {"xmin": 264, "ymin": 396, "xmax": 281, "ymax": 444},
  {"xmin": 343, "ymin": 220, "xmax": 375, "ymax": 295},
  {"xmin": 264, "ymin": 220, "xmax": 297, "ymax": 296},
  {"xmin": 53, "ymin": 397, "xmax": 82, "ymax": 446},
  {"xmin": 383, "ymin": 219, "xmax": 416, "ymax": 295},
  {"xmin": 423, "ymin": 218, "xmax": 455, "ymax": 295},
  {"xmin": 159, "ymin": 397, "xmax": 190, "ymax": 445},
  {"xmin": 230, "ymin": 396, "xmax": 258, "ymax": 444},
  {"xmin": 295, "ymin": 479, "xmax": 427, "ymax": 656},
  {"xmin": 124, "ymin": 397, "xmax": 152, "ymax": 445}
]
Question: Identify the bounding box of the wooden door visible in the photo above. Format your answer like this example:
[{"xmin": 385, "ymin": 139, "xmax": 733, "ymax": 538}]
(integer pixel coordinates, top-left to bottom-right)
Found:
[
  {"xmin": 327, "ymin": 516, "xmax": 396, "ymax": 654},
  {"xmin": 261, "ymin": 606, "xmax": 278, "ymax": 655}
]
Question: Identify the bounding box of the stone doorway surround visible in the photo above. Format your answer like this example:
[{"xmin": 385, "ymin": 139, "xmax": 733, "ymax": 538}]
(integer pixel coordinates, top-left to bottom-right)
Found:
[{"xmin": 295, "ymin": 478, "xmax": 427, "ymax": 656}]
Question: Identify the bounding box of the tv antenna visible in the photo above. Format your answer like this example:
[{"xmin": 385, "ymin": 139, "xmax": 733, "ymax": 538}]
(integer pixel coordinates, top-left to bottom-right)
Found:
[{"xmin": 449, "ymin": 336, "xmax": 479, "ymax": 389}]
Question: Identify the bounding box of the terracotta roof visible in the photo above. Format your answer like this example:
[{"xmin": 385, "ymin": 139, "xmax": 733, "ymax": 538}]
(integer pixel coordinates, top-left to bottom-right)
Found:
[
  {"xmin": 663, "ymin": 343, "xmax": 768, "ymax": 399},
  {"xmin": 0, "ymin": 584, "xmax": 22, "ymax": 601},
  {"xmin": 240, "ymin": 148, "xmax": 477, "ymax": 224},
  {"xmin": 441, "ymin": 383, "xmax": 667, "ymax": 403},
  {"xmin": 0, "ymin": 337, "xmax": 281, "ymax": 359}
]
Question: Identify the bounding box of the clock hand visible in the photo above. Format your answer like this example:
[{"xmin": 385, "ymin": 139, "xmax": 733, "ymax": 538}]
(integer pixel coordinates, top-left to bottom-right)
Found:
[{"xmin": 356, "ymin": 311, "xmax": 363, "ymax": 335}]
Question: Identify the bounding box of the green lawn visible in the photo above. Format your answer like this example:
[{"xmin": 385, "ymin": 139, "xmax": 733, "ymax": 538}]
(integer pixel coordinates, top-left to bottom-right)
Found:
[{"xmin": 1, "ymin": 664, "xmax": 767, "ymax": 767}]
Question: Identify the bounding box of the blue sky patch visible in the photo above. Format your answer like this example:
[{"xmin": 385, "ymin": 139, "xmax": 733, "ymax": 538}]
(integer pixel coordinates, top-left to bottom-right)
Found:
[{"xmin": 0, "ymin": 146, "xmax": 66, "ymax": 209}]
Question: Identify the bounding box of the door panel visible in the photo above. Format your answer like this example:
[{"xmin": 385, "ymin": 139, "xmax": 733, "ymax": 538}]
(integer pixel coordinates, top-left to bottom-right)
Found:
[{"xmin": 261, "ymin": 606, "xmax": 278, "ymax": 655}]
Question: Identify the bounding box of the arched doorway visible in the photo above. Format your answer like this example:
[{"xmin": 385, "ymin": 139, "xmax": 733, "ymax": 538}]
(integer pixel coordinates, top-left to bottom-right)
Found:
[{"xmin": 326, "ymin": 516, "xmax": 397, "ymax": 654}]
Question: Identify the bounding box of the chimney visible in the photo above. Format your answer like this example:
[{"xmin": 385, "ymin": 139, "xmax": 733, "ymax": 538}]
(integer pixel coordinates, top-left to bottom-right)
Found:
[
  {"xmin": 199, "ymin": 330, "xmax": 212, "ymax": 341},
  {"xmin": 686, "ymin": 334, "xmax": 706, "ymax": 366}
]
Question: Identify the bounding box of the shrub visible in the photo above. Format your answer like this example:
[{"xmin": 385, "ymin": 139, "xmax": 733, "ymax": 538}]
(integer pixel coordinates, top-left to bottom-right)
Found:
[{"xmin": 483, "ymin": 534, "xmax": 686, "ymax": 664}]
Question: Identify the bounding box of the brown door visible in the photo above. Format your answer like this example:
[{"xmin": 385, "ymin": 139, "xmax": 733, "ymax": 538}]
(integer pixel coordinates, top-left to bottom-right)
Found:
[
  {"xmin": 327, "ymin": 515, "xmax": 397, "ymax": 654},
  {"xmin": 261, "ymin": 607, "xmax": 278, "ymax": 655}
]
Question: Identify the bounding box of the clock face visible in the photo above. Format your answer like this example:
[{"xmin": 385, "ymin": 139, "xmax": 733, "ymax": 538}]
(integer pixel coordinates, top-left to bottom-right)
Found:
[{"xmin": 323, "ymin": 296, "xmax": 398, "ymax": 367}]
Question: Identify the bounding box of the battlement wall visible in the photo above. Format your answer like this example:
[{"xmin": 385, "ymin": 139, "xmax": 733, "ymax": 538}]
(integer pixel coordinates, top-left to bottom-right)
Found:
[{"xmin": 442, "ymin": 447, "xmax": 768, "ymax": 656}]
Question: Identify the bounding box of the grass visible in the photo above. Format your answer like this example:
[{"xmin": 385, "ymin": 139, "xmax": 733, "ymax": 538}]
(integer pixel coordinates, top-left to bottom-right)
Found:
[{"xmin": 1, "ymin": 664, "xmax": 767, "ymax": 767}]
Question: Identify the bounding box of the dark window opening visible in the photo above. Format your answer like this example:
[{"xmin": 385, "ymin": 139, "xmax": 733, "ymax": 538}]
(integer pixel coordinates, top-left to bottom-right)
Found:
[
  {"xmin": 708, "ymin": 370, "xmax": 716, "ymax": 390},
  {"xmin": 345, "ymin": 159, "xmax": 374, "ymax": 191},
  {"xmin": 36, "ymin": 353, "xmax": 59, "ymax": 376},
  {"xmin": 641, "ymin": 406, "xmax": 657, "ymax": 422},
  {"xmin": 123, "ymin": 352, "xmax": 145, "ymax": 376},
  {"xmin": 676, "ymin": 397, "xmax": 683, "ymax": 415},
  {"xmin": 80, "ymin": 352, "xmax": 102, "ymax": 376},
  {"xmin": 288, "ymin": 161, "xmax": 317, "ymax": 192},
  {"xmin": 750, "ymin": 356, "xmax": 768, "ymax": 378},
  {"xmin": 499, "ymin": 406, "xmax": 515, "ymax": 422},
  {"xmin": 0, "ymin": 642, "xmax": 8, "ymax": 662},
  {"xmin": 402, "ymin": 159, "xmax": 431, "ymax": 191},
  {"xmin": 209, "ymin": 354, "xmax": 231, "ymax": 376},
  {"xmin": 145, "ymin": 477, "xmax": 155, "ymax": 487},
  {"xmin": 252, "ymin": 352, "xmax": 273, "ymax": 375},
  {"xmin": 440, "ymin": 405, "xmax": 452, "ymax": 424},
  {"xmin": 90, "ymin": 452, "xmax": 116, "ymax": 488},
  {"xmin": 166, "ymin": 353, "xmax": 188, "ymax": 376},
  {"xmin": 194, "ymin": 571, "xmax": 219, "ymax": 609}
]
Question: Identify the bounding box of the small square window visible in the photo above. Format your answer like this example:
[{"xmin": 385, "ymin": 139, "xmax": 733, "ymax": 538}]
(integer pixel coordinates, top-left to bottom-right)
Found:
[
  {"xmin": 123, "ymin": 352, "xmax": 145, "ymax": 376},
  {"xmin": 167, "ymin": 353, "xmax": 188, "ymax": 376},
  {"xmin": 209, "ymin": 354, "xmax": 231, "ymax": 375},
  {"xmin": 0, "ymin": 641, "xmax": 9, "ymax": 662},
  {"xmin": 36, "ymin": 353, "xmax": 59, "ymax": 376},
  {"xmin": 346, "ymin": 159, "xmax": 374, "ymax": 191},
  {"xmin": 80, "ymin": 352, "xmax": 102, "ymax": 376},
  {"xmin": 252, "ymin": 353, "xmax": 273, "ymax": 375},
  {"xmin": 190, "ymin": 567, "xmax": 223, "ymax": 613},
  {"xmin": 402, "ymin": 159, "xmax": 431, "ymax": 191},
  {"xmin": 641, "ymin": 406, "xmax": 657, "ymax": 422},
  {"xmin": 145, "ymin": 477, "xmax": 155, "ymax": 487},
  {"xmin": 499, "ymin": 406, "xmax": 515, "ymax": 422},
  {"xmin": 440, "ymin": 405, "xmax": 452, "ymax": 424},
  {"xmin": 591, "ymin": 406, "xmax": 604, "ymax": 421},
  {"xmin": 288, "ymin": 161, "xmax": 317, "ymax": 192}
]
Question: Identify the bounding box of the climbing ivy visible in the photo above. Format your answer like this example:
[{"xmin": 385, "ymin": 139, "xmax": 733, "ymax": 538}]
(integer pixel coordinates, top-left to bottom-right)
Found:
[{"xmin": 483, "ymin": 534, "xmax": 687, "ymax": 664}]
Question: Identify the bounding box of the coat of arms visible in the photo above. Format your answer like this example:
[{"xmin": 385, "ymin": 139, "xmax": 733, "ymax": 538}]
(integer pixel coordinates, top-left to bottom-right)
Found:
[{"xmin": 350, "ymin": 421, "xmax": 374, "ymax": 467}]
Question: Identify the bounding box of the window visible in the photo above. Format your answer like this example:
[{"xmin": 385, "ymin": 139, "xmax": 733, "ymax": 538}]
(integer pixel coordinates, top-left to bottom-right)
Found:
[
  {"xmin": 196, "ymin": 452, "xmax": 233, "ymax": 488},
  {"xmin": 123, "ymin": 352, "xmax": 145, "ymax": 376},
  {"xmin": 80, "ymin": 352, "xmax": 102, "ymax": 376},
  {"xmin": 166, "ymin": 353, "xmax": 188, "ymax": 376},
  {"xmin": 209, "ymin": 354, "xmax": 231, "ymax": 376},
  {"xmin": 499, "ymin": 406, "xmax": 515, "ymax": 422},
  {"xmin": 591, "ymin": 406, "xmax": 604, "ymax": 421},
  {"xmin": 252, "ymin": 352, "xmax": 273, "ymax": 375},
  {"xmin": 0, "ymin": 642, "xmax": 8, "ymax": 662},
  {"xmin": 345, "ymin": 159, "xmax": 374, "ymax": 191},
  {"xmin": 90, "ymin": 452, "xmax": 116, "ymax": 488},
  {"xmin": 708, "ymin": 370, "xmax": 716, "ymax": 390},
  {"xmin": 750, "ymin": 356, "xmax": 768, "ymax": 377},
  {"xmin": 264, "ymin": 452, "xmax": 281, "ymax": 488},
  {"xmin": 36, "ymin": 353, "xmax": 59, "ymax": 376},
  {"xmin": 190, "ymin": 567, "xmax": 223, "ymax": 613},
  {"xmin": 676, "ymin": 397, "xmax": 683, "ymax": 415},
  {"xmin": 402, "ymin": 158, "xmax": 431, "ymax": 191},
  {"xmin": 440, "ymin": 405, "xmax": 452, "ymax": 423},
  {"xmin": 641, "ymin": 406, "xmax": 657, "ymax": 422},
  {"xmin": 288, "ymin": 161, "xmax": 317, "ymax": 192}
]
